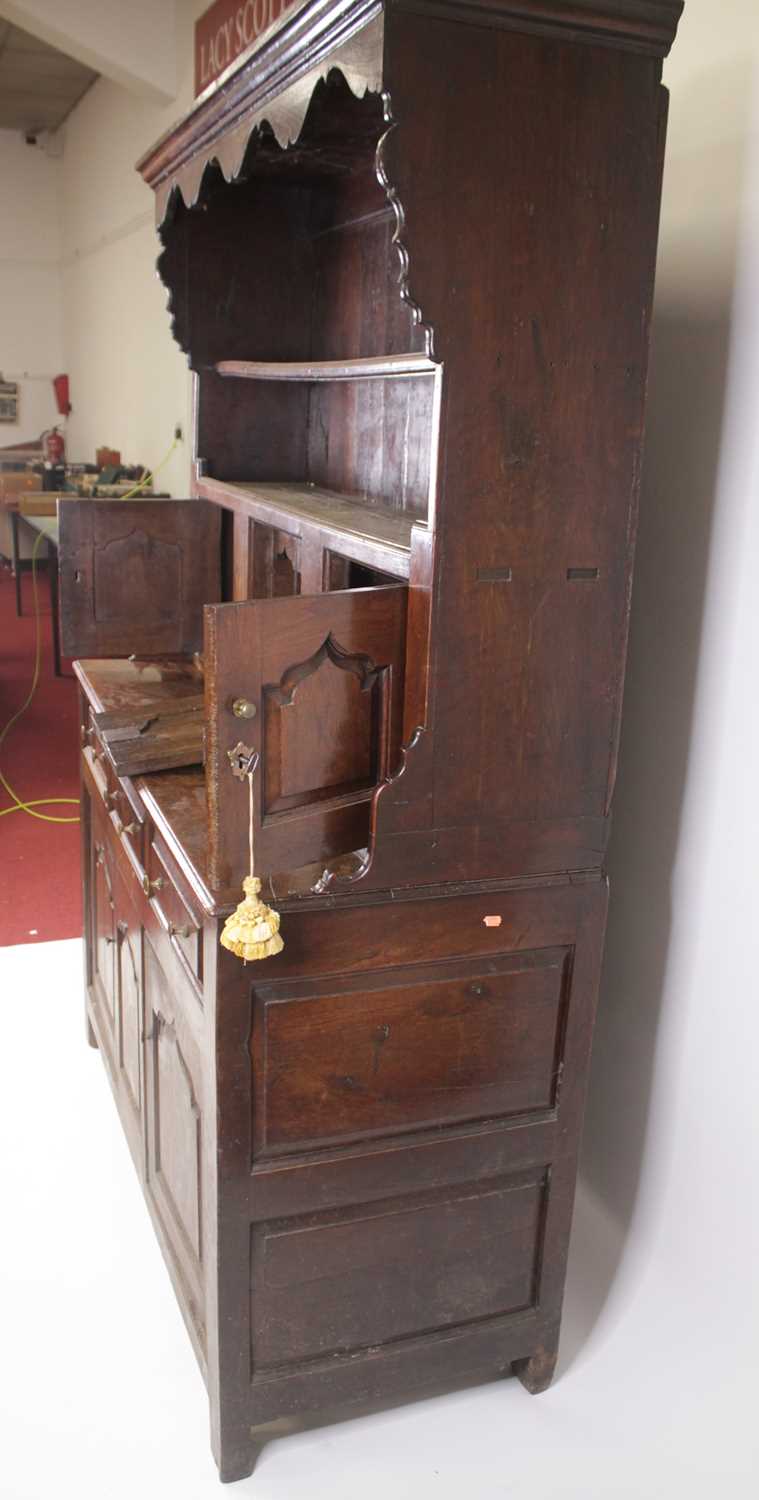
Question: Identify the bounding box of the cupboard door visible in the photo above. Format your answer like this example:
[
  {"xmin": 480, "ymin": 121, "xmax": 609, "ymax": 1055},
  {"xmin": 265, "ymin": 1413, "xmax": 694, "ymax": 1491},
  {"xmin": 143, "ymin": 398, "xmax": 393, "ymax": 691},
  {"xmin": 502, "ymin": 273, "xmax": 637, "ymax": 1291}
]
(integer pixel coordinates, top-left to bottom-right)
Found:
[
  {"xmin": 91, "ymin": 838, "xmax": 117, "ymax": 1056},
  {"xmin": 143, "ymin": 936, "xmax": 204, "ymax": 1338},
  {"xmin": 117, "ymin": 914, "xmax": 143, "ymax": 1130},
  {"xmin": 58, "ymin": 499, "xmax": 221, "ymax": 658},
  {"xmin": 205, "ymin": 585, "xmax": 407, "ymax": 887}
]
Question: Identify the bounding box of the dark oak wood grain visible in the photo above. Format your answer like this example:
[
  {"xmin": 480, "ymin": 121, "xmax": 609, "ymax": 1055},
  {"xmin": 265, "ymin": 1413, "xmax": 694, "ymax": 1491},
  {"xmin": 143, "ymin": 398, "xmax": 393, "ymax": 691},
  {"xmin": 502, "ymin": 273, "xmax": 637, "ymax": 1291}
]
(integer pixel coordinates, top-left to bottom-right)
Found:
[
  {"xmin": 204, "ymin": 584, "xmax": 408, "ymax": 886},
  {"xmin": 67, "ymin": 0, "xmax": 683, "ymax": 1483},
  {"xmin": 59, "ymin": 500, "xmax": 221, "ymax": 658},
  {"xmin": 251, "ymin": 946, "xmax": 572, "ymax": 1155},
  {"xmin": 93, "ymin": 695, "xmax": 204, "ymax": 776}
]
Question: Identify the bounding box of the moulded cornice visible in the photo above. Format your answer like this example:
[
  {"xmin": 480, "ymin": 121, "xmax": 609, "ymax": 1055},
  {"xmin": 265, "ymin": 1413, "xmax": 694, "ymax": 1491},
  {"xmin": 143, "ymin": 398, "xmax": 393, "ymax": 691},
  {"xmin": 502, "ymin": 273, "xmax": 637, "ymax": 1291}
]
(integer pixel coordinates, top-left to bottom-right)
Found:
[
  {"xmin": 393, "ymin": 0, "xmax": 683, "ymax": 57},
  {"xmin": 138, "ymin": 0, "xmax": 384, "ymax": 224},
  {"xmin": 138, "ymin": 0, "xmax": 683, "ymax": 223}
]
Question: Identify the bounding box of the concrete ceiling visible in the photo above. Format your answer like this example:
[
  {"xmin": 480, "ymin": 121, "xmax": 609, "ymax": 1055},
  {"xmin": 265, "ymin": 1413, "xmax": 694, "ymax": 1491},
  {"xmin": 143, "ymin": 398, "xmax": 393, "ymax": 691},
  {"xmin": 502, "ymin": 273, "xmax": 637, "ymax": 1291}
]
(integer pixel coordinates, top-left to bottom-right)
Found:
[{"xmin": 0, "ymin": 19, "xmax": 97, "ymax": 134}]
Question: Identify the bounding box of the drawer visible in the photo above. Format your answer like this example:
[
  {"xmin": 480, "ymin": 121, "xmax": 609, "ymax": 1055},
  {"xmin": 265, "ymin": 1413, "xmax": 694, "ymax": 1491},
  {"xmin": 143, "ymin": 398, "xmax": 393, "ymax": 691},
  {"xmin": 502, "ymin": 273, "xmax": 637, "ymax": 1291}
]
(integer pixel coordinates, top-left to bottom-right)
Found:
[
  {"xmin": 83, "ymin": 745, "xmax": 146, "ymax": 867},
  {"xmin": 146, "ymin": 832, "xmax": 203, "ymax": 986},
  {"xmin": 83, "ymin": 742, "xmax": 110, "ymax": 805},
  {"xmin": 107, "ymin": 780, "xmax": 145, "ymax": 863}
]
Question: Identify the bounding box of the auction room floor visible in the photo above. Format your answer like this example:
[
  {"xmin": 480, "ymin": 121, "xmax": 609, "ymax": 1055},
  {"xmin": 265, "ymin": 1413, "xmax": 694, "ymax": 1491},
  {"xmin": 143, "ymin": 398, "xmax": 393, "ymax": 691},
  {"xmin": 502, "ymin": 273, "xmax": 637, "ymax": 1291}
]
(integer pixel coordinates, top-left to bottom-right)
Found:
[{"xmin": 0, "ymin": 939, "xmax": 751, "ymax": 1500}]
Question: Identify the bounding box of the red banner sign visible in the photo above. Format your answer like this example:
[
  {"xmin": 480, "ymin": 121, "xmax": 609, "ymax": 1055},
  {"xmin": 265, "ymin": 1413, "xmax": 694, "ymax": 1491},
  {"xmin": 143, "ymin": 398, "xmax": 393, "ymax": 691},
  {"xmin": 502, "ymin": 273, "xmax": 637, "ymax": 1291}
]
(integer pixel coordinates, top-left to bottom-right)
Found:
[{"xmin": 195, "ymin": 0, "xmax": 296, "ymax": 96}]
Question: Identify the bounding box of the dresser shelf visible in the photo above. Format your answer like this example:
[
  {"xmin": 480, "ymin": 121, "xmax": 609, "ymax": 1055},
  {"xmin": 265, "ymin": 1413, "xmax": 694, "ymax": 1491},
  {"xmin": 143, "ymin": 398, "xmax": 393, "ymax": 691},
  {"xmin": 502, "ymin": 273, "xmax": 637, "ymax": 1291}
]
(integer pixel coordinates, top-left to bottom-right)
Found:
[
  {"xmin": 214, "ymin": 354, "xmax": 437, "ymax": 382},
  {"xmin": 196, "ymin": 476, "xmax": 415, "ymax": 580}
]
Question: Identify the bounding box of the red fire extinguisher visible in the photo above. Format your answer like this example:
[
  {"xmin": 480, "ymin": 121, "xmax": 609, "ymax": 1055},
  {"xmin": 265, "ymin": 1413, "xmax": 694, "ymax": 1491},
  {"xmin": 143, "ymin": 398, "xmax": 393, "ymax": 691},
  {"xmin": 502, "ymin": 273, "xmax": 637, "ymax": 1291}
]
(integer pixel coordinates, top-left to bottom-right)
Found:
[
  {"xmin": 53, "ymin": 373, "xmax": 71, "ymax": 416},
  {"xmin": 41, "ymin": 426, "xmax": 66, "ymax": 465}
]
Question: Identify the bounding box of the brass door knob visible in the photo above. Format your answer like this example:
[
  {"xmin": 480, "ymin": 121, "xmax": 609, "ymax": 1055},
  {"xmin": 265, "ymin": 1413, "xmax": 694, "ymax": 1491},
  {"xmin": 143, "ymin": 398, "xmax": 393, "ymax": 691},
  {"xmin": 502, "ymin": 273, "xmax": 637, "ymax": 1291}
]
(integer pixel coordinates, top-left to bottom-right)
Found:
[
  {"xmin": 232, "ymin": 697, "xmax": 256, "ymax": 719},
  {"xmin": 141, "ymin": 874, "xmax": 164, "ymax": 897}
]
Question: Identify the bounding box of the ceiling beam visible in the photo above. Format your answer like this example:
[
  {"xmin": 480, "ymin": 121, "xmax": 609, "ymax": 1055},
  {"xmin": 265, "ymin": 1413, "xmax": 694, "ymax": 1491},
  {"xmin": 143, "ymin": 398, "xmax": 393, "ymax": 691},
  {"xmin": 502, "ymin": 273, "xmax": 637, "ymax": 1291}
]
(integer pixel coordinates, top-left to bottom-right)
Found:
[{"xmin": 0, "ymin": 0, "xmax": 177, "ymax": 103}]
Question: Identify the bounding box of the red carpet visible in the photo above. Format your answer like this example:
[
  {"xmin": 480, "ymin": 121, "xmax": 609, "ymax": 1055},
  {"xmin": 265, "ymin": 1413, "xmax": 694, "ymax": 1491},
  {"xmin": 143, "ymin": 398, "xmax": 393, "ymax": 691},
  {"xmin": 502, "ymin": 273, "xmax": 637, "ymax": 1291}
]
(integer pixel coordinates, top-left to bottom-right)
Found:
[{"xmin": 0, "ymin": 557, "xmax": 82, "ymax": 946}]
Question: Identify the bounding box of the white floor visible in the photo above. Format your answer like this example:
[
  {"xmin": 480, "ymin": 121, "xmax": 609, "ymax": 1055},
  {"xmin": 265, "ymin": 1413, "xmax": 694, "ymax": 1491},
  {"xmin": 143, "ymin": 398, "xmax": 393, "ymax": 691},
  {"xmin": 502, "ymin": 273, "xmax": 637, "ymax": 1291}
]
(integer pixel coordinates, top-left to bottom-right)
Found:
[{"xmin": 0, "ymin": 939, "xmax": 753, "ymax": 1499}]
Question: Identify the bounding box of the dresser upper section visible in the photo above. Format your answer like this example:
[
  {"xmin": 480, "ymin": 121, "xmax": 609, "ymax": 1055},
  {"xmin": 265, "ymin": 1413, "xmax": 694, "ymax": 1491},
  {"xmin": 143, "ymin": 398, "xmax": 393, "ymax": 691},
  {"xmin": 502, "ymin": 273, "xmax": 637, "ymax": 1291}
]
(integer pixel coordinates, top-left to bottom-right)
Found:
[{"xmin": 137, "ymin": 0, "xmax": 683, "ymax": 224}]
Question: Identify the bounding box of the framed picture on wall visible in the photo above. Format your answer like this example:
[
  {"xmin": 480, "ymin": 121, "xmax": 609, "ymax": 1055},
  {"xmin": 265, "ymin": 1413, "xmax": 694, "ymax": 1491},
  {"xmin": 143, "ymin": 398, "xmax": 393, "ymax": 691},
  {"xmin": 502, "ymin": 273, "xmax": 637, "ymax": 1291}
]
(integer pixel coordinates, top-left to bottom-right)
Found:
[{"xmin": 0, "ymin": 380, "xmax": 19, "ymax": 423}]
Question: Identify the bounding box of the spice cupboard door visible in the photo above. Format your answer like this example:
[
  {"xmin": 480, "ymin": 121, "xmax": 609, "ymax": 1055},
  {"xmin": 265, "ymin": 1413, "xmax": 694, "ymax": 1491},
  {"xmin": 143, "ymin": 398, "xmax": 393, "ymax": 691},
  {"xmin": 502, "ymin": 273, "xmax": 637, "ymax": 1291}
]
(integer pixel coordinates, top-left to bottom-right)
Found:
[
  {"xmin": 57, "ymin": 498, "xmax": 221, "ymax": 658},
  {"xmin": 204, "ymin": 585, "xmax": 408, "ymax": 889}
]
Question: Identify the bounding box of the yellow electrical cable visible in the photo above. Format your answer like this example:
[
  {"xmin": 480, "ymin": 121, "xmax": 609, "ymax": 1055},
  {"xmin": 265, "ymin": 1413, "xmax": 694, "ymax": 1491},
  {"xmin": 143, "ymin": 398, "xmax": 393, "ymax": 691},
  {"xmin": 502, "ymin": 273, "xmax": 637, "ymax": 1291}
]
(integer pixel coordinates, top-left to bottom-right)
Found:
[
  {"xmin": 1, "ymin": 438, "xmax": 181, "ymax": 823},
  {"xmin": 0, "ymin": 530, "xmax": 79, "ymax": 823},
  {"xmin": 117, "ymin": 436, "xmax": 179, "ymax": 502}
]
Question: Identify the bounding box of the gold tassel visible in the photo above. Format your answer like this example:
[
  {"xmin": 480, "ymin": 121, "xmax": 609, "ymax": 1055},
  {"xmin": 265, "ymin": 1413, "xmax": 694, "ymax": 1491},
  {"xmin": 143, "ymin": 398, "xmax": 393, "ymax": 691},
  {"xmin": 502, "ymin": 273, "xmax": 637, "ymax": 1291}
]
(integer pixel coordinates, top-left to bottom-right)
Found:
[{"xmin": 220, "ymin": 768, "xmax": 284, "ymax": 963}]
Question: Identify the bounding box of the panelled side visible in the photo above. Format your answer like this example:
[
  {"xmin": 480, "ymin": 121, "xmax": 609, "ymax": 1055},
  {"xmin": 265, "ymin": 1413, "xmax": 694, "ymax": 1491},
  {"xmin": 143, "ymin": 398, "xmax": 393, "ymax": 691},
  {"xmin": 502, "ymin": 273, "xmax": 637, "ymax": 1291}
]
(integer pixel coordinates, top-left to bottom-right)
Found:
[
  {"xmin": 368, "ymin": 14, "xmax": 671, "ymax": 883},
  {"xmin": 240, "ymin": 877, "xmax": 607, "ymax": 1421}
]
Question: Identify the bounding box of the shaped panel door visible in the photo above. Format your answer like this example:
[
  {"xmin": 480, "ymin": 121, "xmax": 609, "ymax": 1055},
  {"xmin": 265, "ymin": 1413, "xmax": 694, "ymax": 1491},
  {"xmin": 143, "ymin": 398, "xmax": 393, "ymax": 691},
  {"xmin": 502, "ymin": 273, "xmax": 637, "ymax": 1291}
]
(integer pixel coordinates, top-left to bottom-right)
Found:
[
  {"xmin": 58, "ymin": 499, "xmax": 221, "ymax": 657},
  {"xmin": 204, "ymin": 585, "xmax": 407, "ymax": 887}
]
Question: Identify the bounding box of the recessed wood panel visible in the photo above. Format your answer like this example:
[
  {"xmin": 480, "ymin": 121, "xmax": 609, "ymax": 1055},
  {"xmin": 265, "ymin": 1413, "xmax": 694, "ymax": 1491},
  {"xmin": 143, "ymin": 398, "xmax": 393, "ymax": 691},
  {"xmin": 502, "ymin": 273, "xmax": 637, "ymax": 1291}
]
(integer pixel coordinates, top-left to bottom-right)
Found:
[
  {"xmin": 58, "ymin": 499, "xmax": 221, "ymax": 658},
  {"xmin": 153, "ymin": 1016, "xmax": 202, "ymax": 1262},
  {"xmin": 251, "ymin": 1171, "xmax": 547, "ymax": 1372},
  {"xmin": 263, "ymin": 645, "xmax": 378, "ymax": 814},
  {"xmin": 252, "ymin": 947, "xmax": 571, "ymax": 1157},
  {"xmin": 91, "ymin": 838, "xmax": 116, "ymax": 1050},
  {"xmin": 144, "ymin": 941, "xmax": 203, "ymax": 1270},
  {"xmin": 204, "ymin": 584, "xmax": 407, "ymax": 885},
  {"xmin": 118, "ymin": 919, "xmax": 142, "ymax": 1120}
]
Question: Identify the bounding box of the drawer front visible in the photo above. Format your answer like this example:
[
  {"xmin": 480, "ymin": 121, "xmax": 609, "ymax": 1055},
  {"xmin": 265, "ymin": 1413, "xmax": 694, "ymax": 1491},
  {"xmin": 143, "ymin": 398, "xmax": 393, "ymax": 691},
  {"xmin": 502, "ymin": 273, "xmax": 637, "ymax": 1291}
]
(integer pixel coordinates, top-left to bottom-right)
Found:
[
  {"xmin": 253, "ymin": 947, "xmax": 570, "ymax": 1158},
  {"xmin": 108, "ymin": 779, "xmax": 145, "ymax": 861},
  {"xmin": 82, "ymin": 741, "xmax": 145, "ymax": 865},
  {"xmin": 83, "ymin": 742, "xmax": 110, "ymax": 805},
  {"xmin": 251, "ymin": 1168, "xmax": 547, "ymax": 1373},
  {"xmin": 146, "ymin": 832, "xmax": 203, "ymax": 987},
  {"xmin": 83, "ymin": 748, "xmax": 147, "ymax": 894}
]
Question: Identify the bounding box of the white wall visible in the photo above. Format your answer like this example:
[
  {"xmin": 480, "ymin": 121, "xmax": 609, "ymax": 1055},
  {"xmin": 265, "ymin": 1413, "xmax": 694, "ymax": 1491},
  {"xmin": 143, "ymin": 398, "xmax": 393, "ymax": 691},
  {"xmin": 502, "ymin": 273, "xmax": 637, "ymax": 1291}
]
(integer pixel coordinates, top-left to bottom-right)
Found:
[
  {"xmin": 0, "ymin": 0, "xmax": 177, "ymax": 100},
  {"xmin": 577, "ymin": 0, "xmax": 758, "ymax": 1433},
  {"xmin": 58, "ymin": 0, "xmax": 207, "ymax": 493},
  {"xmin": 0, "ymin": 128, "xmax": 62, "ymax": 445}
]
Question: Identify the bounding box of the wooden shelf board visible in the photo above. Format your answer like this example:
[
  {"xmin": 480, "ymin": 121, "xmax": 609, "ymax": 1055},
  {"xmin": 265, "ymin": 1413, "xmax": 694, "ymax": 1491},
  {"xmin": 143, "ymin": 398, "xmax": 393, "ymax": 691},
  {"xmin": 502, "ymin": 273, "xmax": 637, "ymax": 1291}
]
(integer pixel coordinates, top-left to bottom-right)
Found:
[
  {"xmin": 214, "ymin": 354, "xmax": 437, "ymax": 382},
  {"xmin": 197, "ymin": 478, "xmax": 417, "ymax": 576}
]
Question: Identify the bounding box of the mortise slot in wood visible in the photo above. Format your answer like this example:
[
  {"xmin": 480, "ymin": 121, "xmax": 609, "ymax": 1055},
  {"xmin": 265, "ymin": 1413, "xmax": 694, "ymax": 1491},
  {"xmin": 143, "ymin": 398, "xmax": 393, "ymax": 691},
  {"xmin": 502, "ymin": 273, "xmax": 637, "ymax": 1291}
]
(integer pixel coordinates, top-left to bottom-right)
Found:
[
  {"xmin": 477, "ymin": 566, "xmax": 512, "ymax": 583},
  {"xmin": 566, "ymin": 567, "xmax": 599, "ymax": 581}
]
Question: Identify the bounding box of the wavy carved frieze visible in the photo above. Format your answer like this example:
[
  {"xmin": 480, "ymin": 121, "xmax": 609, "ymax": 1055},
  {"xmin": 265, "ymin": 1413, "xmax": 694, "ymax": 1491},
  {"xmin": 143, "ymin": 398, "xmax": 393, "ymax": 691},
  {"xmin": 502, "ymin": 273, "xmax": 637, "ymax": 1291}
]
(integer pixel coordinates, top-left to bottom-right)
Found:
[
  {"xmin": 154, "ymin": 57, "xmax": 433, "ymax": 365},
  {"xmin": 145, "ymin": 8, "xmax": 385, "ymax": 227},
  {"xmin": 375, "ymin": 96, "xmax": 434, "ymax": 360},
  {"xmin": 140, "ymin": 0, "xmax": 684, "ymax": 228}
]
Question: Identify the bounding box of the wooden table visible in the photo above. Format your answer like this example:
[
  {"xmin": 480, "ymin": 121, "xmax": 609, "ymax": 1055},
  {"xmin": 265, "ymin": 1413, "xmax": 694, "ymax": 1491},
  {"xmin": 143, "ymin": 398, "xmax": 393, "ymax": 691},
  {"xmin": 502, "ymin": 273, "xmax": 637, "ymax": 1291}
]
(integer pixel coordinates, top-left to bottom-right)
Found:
[
  {"xmin": 20, "ymin": 511, "xmax": 63, "ymax": 677},
  {"xmin": 16, "ymin": 497, "xmax": 61, "ymax": 672}
]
